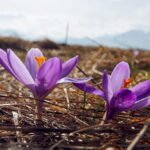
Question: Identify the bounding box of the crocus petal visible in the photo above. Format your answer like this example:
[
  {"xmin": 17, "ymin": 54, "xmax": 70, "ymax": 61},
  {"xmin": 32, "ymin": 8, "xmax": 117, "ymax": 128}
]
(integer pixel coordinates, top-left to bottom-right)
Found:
[
  {"xmin": 102, "ymin": 71, "xmax": 113, "ymax": 103},
  {"xmin": 74, "ymin": 83, "xmax": 104, "ymax": 98},
  {"xmin": 36, "ymin": 57, "xmax": 61, "ymax": 98},
  {"xmin": 25, "ymin": 48, "xmax": 43, "ymax": 79},
  {"xmin": 111, "ymin": 89, "xmax": 136, "ymax": 110},
  {"xmin": 111, "ymin": 61, "xmax": 130, "ymax": 93},
  {"xmin": 7, "ymin": 49, "xmax": 35, "ymax": 86},
  {"xmin": 0, "ymin": 49, "xmax": 17, "ymax": 78},
  {"xmin": 57, "ymin": 77, "xmax": 92, "ymax": 84},
  {"xmin": 129, "ymin": 96, "xmax": 150, "ymax": 110},
  {"xmin": 60, "ymin": 56, "xmax": 79, "ymax": 78},
  {"xmin": 106, "ymin": 89, "xmax": 136, "ymax": 120},
  {"xmin": 131, "ymin": 80, "xmax": 150, "ymax": 100}
]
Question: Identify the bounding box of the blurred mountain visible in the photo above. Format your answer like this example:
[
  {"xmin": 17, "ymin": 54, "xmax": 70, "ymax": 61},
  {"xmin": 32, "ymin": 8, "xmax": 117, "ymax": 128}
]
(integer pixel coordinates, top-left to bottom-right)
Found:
[
  {"xmin": 0, "ymin": 29, "xmax": 19, "ymax": 37},
  {"xmin": 68, "ymin": 30, "xmax": 150, "ymax": 50},
  {"xmin": 0, "ymin": 29, "xmax": 150, "ymax": 50}
]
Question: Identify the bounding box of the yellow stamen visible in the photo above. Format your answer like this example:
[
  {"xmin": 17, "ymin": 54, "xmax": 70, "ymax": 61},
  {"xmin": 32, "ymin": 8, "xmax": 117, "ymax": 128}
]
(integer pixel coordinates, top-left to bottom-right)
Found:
[
  {"xmin": 122, "ymin": 78, "xmax": 132, "ymax": 88},
  {"xmin": 35, "ymin": 56, "xmax": 46, "ymax": 67}
]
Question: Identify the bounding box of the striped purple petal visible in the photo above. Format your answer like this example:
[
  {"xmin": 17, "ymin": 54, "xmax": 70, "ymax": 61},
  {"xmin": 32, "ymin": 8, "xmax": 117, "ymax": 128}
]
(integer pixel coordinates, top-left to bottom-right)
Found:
[
  {"xmin": 57, "ymin": 77, "xmax": 91, "ymax": 84},
  {"xmin": 60, "ymin": 56, "xmax": 79, "ymax": 78},
  {"xmin": 106, "ymin": 89, "xmax": 136, "ymax": 120},
  {"xmin": 131, "ymin": 80, "xmax": 150, "ymax": 100},
  {"xmin": 0, "ymin": 49, "xmax": 17, "ymax": 78},
  {"xmin": 6, "ymin": 49, "xmax": 35, "ymax": 86},
  {"xmin": 111, "ymin": 61, "xmax": 130, "ymax": 93},
  {"xmin": 25, "ymin": 48, "xmax": 43, "ymax": 80},
  {"xmin": 36, "ymin": 57, "xmax": 61, "ymax": 98},
  {"xmin": 102, "ymin": 71, "xmax": 113, "ymax": 103},
  {"xmin": 74, "ymin": 83, "xmax": 104, "ymax": 98},
  {"xmin": 129, "ymin": 96, "xmax": 150, "ymax": 110}
]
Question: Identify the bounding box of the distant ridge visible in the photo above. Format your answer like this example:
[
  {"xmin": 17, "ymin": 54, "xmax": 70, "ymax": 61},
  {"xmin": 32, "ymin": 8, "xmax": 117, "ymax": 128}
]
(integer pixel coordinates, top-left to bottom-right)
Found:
[
  {"xmin": 68, "ymin": 30, "xmax": 150, "ymax": 50},
  {"xmin": 0, "ymin": 29, "xmax": 150, "ymax": 50}
]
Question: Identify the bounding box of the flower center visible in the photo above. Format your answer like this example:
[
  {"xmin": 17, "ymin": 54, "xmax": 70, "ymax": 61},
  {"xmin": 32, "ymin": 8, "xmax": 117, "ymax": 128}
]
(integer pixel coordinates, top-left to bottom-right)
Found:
[
  {"xmin": 35, "ymin": 56, "xmax": 46, "ymax": 67},
  {"xmin": 122, "ymin": 78, "xmax": 132, "ymax": 88}
]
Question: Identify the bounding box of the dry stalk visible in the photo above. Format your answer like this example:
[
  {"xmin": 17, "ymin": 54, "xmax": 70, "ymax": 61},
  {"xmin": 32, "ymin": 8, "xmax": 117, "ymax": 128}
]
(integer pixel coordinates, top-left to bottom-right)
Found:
[
  {"xmin": 127, "ymin": 120, "xmax": 150, "ymax": 150},
  {"xmin": 12, "ymin": 111, "xmax": 22, "ymax": 143},
  {"xmin": 63, "ymin": 88, "xmax": 70, "ymax": 110}
]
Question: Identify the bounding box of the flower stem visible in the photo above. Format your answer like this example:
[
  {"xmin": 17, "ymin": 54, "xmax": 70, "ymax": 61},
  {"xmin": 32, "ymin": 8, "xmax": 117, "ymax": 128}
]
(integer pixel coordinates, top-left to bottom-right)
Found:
[{"xmin": 35, "ymin": 99, "xmax": 43, "ymax": 125}]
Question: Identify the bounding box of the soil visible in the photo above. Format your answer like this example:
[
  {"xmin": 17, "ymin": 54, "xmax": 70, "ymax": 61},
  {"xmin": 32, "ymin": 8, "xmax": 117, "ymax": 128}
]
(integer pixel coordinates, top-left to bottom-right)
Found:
[{"xmin": 0, "ymin": 37, "xmax": 149, "ymax": 149}]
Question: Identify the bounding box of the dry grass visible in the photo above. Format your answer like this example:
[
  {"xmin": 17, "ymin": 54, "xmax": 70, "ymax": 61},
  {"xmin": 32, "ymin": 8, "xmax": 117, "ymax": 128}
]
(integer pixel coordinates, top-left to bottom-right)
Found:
[{"xmin": 0, "ymin": 37, "xmax": 150, "ymax": 149}]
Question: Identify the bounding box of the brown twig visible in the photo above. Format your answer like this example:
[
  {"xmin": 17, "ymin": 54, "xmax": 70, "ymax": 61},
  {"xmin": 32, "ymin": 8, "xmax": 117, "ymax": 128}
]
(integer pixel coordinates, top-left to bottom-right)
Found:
[
  {"xmin": 100, "ymin": 112, "xmax": 107, "ymax": 125},
  {"xmin": 0, "ymin": 126, "xmax": 115, "ymax": 134},
  {"xmin": 127, "ymin": 121, "xmax": 150, "ymax": 150},
  {"xmin": 47, "ymin": 123, "xmax": 113, "ymax": 149},
  {"xmin": 76, "ymin": 65, "xmax": 102, "ymax": 89},
  {"xmin": 63, "ymin": 88, "xmax": 70, "ymax": 110}
]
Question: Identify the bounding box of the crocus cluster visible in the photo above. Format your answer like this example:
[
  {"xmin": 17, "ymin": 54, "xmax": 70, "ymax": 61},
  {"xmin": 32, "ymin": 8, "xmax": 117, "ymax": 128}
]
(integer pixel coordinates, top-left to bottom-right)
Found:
[
  {"xmin": 0, "ymin": 48, "xmax": 90, "ymax": 120},
  {"xmin": 75, "ymin": 61, "xmax": 150, "ymax": 121},
  {"xmin": 0, "ymin": 48, "xmax": 150, "ymax": 123}
]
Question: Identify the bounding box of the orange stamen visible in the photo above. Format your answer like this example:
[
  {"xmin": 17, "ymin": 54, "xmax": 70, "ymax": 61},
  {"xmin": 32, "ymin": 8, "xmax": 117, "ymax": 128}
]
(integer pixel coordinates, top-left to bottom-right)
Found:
[
  {"xmin": 122, "ymin": 78, "xmax": 132, "ymax": 88},
  {"xmin": 35, "ymin": 56, "xmax": 46, "ymax": 67}
]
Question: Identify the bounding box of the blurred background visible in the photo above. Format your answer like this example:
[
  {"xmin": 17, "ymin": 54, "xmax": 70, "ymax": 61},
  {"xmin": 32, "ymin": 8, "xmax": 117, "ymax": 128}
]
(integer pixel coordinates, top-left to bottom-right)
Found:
[{"xmin": 0, "ymin": 0, "xmax": 150, "ymax": 49}]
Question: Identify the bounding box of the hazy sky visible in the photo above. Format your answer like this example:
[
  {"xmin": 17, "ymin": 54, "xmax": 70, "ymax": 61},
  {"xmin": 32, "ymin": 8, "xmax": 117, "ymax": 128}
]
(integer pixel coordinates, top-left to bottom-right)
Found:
[{"xmin": 0, "ymin": 0, "xmax": 149, "ymax": 39}]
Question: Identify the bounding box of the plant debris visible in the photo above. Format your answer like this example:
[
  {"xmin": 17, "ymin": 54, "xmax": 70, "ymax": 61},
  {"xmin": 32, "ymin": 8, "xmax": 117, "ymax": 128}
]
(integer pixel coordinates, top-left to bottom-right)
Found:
[{"xmin": 0, "ymin": 37, "xmax": 149, "ymax": 149}]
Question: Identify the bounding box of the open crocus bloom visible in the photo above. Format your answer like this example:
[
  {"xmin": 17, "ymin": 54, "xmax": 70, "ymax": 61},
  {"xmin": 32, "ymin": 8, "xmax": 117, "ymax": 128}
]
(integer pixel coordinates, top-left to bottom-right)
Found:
[
  {"xmin": 0, "ymin": 48, "xmax": 91, "ymax": 119},
  {"xmin": 75, "ymin": 61, "xmax": 150, "ymax": 120}
]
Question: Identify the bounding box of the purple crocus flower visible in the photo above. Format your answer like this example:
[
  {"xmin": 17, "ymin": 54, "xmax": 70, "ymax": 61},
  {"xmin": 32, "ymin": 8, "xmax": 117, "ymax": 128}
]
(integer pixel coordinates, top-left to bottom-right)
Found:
[
  {"xmin": 75, "ymin": 61, "xmax": 150, "ymax": 120},
  {"xmin": 133, "ymin": 50, "xmax": 139, "ymax": 57},
  {"xmin": 0, "ymin": 48, "xmax": 91, "ymax": 120}
]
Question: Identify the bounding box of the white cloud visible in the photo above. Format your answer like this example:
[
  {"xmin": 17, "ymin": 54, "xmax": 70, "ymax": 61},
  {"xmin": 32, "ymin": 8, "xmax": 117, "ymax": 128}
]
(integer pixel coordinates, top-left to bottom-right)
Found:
[{"xmin": 0, "ymin": 0, "xmax": 149, "ymax": 39}]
